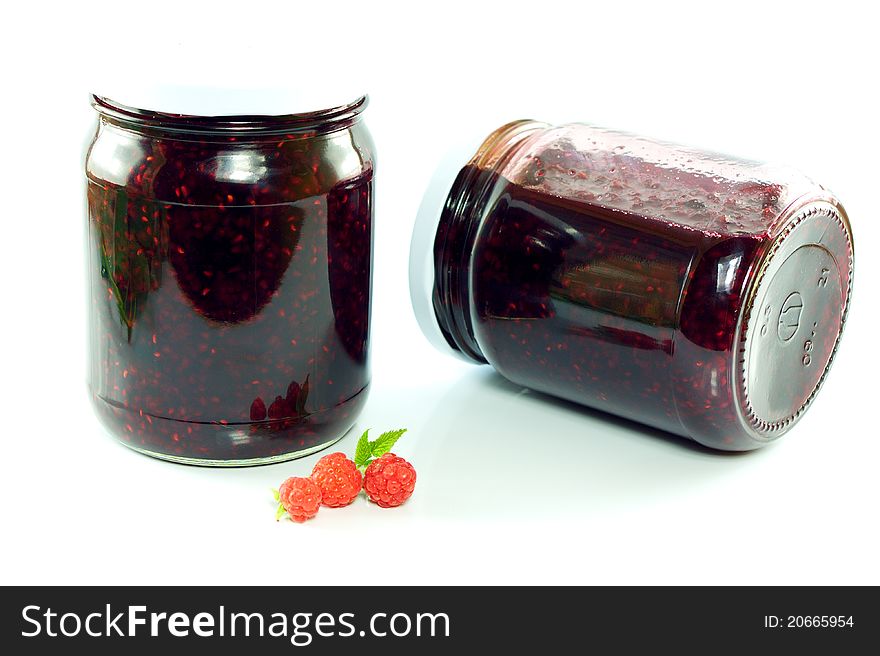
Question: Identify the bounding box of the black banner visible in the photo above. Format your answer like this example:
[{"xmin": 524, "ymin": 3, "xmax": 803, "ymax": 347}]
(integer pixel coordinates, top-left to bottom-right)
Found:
[{"xmin": 1, "ymin": 586, "xmax": 875, "ymax": 652}]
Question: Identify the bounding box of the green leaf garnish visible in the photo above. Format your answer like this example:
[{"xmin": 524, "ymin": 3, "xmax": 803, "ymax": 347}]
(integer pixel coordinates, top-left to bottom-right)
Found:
[
  {"xmin": 370, "ymin": 429, "xmax": 407, "ymax": 458},
  {"xmin": 354, "ymin": 427, "xmax": 408, "ymax": 470},
  {"xmin": 354, "ymin": 429, "xmax": 372, "ymax": 469}
]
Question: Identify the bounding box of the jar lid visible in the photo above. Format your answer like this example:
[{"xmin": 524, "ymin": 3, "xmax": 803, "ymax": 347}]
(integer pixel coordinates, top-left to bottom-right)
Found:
[
  {"xmin": 409, "ymin": 130, "xmax": 494, "ymax": 361},
  {"xmin": 736, "ymin": 200, "xmax": 854, "ymax": 441},
  {"xmin": 90, "ymin": 82, "xmax": 366, "ymax": 117}
]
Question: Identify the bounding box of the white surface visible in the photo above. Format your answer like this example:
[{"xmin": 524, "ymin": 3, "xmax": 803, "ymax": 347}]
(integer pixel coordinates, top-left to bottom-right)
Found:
[{"xmin": 1, "ymin": 0, "xmax": 878, "ymax": 586}]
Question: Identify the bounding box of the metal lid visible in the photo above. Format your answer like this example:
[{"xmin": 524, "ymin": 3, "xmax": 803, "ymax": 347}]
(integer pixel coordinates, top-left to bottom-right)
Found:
[{"xmin": 736, "ymin": 201, "xmax": 854, "ymax": 439}]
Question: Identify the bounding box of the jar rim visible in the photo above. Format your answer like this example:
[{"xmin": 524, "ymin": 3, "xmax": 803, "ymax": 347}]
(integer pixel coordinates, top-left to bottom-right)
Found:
[
  {"xmin": 409, "ymin": 120, "xmax": 546, "ymax": 363},
  {"xmin": 91, "ymin": 94, "xmax": 368, "ymax": 136}
]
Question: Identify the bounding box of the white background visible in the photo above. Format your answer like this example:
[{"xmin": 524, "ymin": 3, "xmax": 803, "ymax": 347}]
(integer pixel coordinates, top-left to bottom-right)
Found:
[{"xmin": 1, "ymin": 0, "xmax": 878, "ymax": 585}]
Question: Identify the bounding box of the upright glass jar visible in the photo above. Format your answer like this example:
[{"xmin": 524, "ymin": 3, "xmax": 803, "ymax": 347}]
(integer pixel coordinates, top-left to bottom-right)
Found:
[
  {"xmin": 86, "ymin": 93, "xmax": 374, "ymax": 465},
  {"xmin": 411, "ymin": 121, "xmax": 853, "ymax": 450}
]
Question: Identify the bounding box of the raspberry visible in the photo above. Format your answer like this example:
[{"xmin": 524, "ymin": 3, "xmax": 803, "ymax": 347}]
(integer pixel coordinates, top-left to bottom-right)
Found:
[
  {"xmin": 249, "ymin": 397, "xmax": 267, "ymax": 421},
  {"xmin": 277, "ymin": 476, "xmax": 322, "ymax": 522},
  {"xmin": 363, "ymin": 453, "xmax": 416, "ymax": 508},
  {"xmin": 311, "ymin": 452, "xmax": 363, "ymax": 507},
  {"xmin": 267, "ymin": 395, "xmax": 290, "ymax": 420}
]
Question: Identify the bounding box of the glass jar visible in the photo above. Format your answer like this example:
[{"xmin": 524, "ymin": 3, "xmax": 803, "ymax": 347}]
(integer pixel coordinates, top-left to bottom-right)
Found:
[
  {"xmin": 86, "ymin": 93, "xmax": 374, "ymax": 465},
  {"xmin": 411, "ymin": 120, "xmax": 853, "ymax": 450}
]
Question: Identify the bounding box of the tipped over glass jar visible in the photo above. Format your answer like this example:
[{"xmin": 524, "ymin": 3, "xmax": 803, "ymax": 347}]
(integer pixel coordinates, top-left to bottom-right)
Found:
[
  {"xmin": 86, "ymin": 91, "xmax": 374, "ymax": 465},
  {"xmin": 411, "ymin": 120, "xmax": 853, "ymax": 450}
]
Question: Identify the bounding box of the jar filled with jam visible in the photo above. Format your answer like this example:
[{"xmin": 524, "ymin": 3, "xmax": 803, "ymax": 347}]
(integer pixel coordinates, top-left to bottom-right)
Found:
[
  {"xmin": 411, "ymin": 120, "xmax": 853, "ymax": 450},
  {"xmin": 86, "ymin": 91, "xmax": 374, "ymax": 465}
]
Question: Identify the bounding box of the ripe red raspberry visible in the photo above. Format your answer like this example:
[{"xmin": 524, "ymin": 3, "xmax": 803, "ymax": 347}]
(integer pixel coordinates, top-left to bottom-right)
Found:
[
  {"xmin": 363, "ymin": 453, "xmax": 416, "ymax": 508},
  {"xmin": 277, "ymin": 476, "xmax": 322, "ymax": 522},
  {"xmin": 310, "ymin": 452, "xmax": 363, "ymax": 507}
]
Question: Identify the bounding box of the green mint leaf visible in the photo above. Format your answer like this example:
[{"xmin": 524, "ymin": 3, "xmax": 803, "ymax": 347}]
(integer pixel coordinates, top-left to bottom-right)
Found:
[
  {"xmin": 354, "ymin": 429, "xmax": 372, "ymax": 468},
  {"xmin": 275, "ymin": 504, "xmax": 286, "ymax": 521},
  {"xmin": 370, "ymin": 428, "xmax": 407, "ymax": 458},
  {"xmin": 272, "ymin": 488, "xmax": 280, "ymax": 502}
]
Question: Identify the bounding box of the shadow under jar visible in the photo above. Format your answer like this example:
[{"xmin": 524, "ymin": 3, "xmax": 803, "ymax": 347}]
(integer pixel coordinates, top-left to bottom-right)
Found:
[
  {"xmin": 411, "ymin": 121, "xmax": 853, "ymax": 450},
  {"xmin": 86, "ymin": 94, "xmax": 374, "ymax": 465}
]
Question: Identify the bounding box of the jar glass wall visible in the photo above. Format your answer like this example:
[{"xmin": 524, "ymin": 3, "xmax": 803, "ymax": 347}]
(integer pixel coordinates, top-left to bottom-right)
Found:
[
  {"xmin": 414, "ymin": 121, "xmax": 853, "ymax": 450},
  {"xmin": 86, "ymin": 95, "xmax": 374, "ymax": 465}
]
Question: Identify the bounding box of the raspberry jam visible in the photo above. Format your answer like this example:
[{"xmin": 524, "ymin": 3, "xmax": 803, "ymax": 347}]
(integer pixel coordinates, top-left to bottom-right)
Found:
[
  {"xmin": 86, "ymin": 95, "xmax": 374, "ymax": 465},
  {"xmin": 412, "ymin": 121, "xmax": 853, "ymax": 450}
]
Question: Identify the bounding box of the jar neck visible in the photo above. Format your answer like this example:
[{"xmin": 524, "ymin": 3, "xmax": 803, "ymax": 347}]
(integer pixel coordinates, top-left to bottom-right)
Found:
[
  {"xmin": 91, "ymin": 94, "xmax": 368, "ymax": 140},
  {"xmin": 432, "ymin": 120, "xmax": 546, "ymax": 363}
]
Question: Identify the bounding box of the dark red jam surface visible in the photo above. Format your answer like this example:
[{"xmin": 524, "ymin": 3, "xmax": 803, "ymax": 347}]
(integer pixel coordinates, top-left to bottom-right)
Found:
[
  {"xmin": 87, "ymin": 117, "xmax": 372, "ymax": 463},
  {"xmin": 469, "ymin": 172, "xmax": 762, "ymax": 446},
  {"xmin": 433, "ymin": 138, "xmax": 825, "ymax": 449}
]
